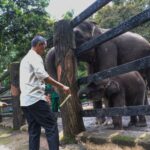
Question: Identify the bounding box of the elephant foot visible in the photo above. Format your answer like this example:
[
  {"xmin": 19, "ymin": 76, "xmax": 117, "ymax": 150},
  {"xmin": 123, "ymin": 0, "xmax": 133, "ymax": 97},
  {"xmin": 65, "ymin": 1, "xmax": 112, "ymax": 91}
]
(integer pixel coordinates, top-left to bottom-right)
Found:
[
  {"xmin": 135, "ymin": 122, "xmax": 147, "ymax": 127},
  {"xmin": 129, "ymin": 116, "xmax": 138, "ymax": 126}
]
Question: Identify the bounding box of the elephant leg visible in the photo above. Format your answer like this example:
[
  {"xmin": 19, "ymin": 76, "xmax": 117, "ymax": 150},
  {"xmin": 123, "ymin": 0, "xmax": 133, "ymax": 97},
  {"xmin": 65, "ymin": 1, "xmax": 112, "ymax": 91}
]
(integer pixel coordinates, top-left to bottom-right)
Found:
[
  {"xmin": 112, "ymin": 116, "xmax": 122, "ymax": 129},
  {"xmin": 136, "ymin": 115, "xmax": 147, "ymax": 127},
  {"xmin": 94, "ymin": 99, "xmax": 106, "ymax": 124},
  {"xmin": 129, "ymin": 116, "xmax": 138, "ymax": 126},
  {"xmin": 110, "ymin": 93, "xmax": 125, "ymax": 129}
]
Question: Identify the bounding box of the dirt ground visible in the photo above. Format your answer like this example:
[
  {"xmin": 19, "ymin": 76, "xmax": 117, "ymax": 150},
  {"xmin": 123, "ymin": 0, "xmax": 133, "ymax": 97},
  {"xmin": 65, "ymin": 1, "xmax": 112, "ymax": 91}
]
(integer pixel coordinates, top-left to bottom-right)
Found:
[
  {"xmin": 1, "ymin": 115, "xmax": 150, "ymax": 150},
  {"xmin": 0, "ymin": 100, "xmax": 150, "ymax": 150},
  {"xmin": 0, "ymin": 127, "xmax": 86, "ymax": 150}
]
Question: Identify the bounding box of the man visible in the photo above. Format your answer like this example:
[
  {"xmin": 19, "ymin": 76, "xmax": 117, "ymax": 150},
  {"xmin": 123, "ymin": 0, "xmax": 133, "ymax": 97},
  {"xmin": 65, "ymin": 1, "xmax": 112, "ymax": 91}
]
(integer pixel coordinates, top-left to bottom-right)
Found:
[{"xmin": 20, "ymin": 35, "xmax": 70, "ymax": 150}]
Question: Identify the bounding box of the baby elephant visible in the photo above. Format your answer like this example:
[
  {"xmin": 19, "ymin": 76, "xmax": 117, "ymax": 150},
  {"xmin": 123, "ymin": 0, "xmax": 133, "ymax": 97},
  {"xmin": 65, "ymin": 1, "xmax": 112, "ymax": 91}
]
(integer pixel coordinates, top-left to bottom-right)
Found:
[{"xmin": 78, "ymin": 71, "xmax": 147, "ymax": 129}]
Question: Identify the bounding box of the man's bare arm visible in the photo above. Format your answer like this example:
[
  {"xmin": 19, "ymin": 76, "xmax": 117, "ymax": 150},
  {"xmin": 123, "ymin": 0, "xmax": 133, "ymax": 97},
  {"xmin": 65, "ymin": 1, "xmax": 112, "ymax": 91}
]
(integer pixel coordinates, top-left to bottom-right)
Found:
[{"xmin": 44, "ymin": 76, "xmax": 70, "ymax": 94}]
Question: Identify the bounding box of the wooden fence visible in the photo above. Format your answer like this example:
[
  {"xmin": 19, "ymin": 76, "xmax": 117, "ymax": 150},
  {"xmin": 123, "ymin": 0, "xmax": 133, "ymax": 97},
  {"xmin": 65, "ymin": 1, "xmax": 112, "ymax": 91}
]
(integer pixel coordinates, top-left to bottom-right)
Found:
[
  {"xmin": 0, "ymin": 63, "xmax": 24, "ymax": 129},
  {"xmin": 55, "ymin": 0, "xmax": 150, "ymax": 118},
  {"xmin": 1, "ymin": 0, "xmax": 150, "ymax": 132}
]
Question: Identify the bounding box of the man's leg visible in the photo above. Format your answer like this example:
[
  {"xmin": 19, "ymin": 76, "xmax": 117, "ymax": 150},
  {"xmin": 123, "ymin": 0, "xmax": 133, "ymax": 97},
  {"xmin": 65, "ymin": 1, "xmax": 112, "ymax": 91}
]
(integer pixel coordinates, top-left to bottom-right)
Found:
[
  {"xmin": 22, "ymin": 107, "xmax": 41, "ymax": 150},
  {"xmin": 27, "ymin": 100, "xmax": 59, "ymax": 150}
]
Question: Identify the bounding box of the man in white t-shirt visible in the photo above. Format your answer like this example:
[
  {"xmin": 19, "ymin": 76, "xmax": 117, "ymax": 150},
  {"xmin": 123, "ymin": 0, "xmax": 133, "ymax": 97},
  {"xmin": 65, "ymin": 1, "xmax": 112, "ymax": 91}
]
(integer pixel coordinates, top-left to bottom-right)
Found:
[{"xmin": 20, "ymin": 35, "xmax": 70, "ymax": 150}]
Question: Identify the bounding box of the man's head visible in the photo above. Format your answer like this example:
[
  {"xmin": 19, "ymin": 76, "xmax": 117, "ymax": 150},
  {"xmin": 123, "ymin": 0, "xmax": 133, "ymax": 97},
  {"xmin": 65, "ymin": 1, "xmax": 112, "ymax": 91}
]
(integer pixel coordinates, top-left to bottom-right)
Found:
[{"xmin": 31, "ymin": 35, "xmax": 47, "ymax": 55}]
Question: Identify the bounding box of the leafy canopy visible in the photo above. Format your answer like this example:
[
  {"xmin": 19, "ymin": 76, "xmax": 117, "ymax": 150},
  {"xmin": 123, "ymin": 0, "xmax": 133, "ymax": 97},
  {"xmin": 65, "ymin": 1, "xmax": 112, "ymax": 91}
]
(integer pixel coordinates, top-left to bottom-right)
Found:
[{"xmin": 0, "ymin": 0, "xmax": 54, "ymax": 73}]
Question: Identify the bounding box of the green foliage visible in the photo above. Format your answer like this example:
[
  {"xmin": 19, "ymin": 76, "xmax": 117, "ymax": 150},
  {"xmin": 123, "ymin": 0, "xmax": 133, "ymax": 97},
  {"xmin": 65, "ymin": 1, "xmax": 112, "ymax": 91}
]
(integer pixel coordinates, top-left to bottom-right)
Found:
[
  {"xmin": 112, "ymin": 135, "xmax": 135, "ymax": 147},
  {"xmin": 60, "ymin": 135, "xmax": 77, "ymax": 144},
  {"xmin": 77, "ymin": 62, "xmax": 88, "ymax": 78},
  {"xmin": 94, "ymin": 0, "xmax": 150, "ymax": 41},
  {"xmin": 0, "ymin": 0, "xmax": 54, "ymax": 73},
  {"xmin": 62, "ymin": 10, "xmax": 74, "ymax": 20}
]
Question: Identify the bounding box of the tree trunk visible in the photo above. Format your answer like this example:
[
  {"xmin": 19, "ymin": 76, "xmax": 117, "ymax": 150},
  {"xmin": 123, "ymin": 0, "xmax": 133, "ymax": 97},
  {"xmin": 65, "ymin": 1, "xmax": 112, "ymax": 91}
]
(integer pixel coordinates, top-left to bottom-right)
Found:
[
  {"xmin": 10, "ymin": 62, "xmax": 25, "ymax": 130},
  {"xmin": 54, "ymin": 20, "xmax": 85, "ymax": 137}
]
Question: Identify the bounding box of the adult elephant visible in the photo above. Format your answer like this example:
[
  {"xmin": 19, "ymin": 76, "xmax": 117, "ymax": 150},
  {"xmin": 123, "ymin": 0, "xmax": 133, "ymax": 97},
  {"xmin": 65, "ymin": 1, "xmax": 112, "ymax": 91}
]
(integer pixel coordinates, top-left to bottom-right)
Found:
[
  {"xmin": 74, "ymin": 21, "xmax": 150, "ymax": 73},
  {"xmin": 74, "ymin": 21, "xmax": 150, "ymax": 110},
  {"xmin": 45, "ymin": 21, "xmax": 150, "ymax": 111}
]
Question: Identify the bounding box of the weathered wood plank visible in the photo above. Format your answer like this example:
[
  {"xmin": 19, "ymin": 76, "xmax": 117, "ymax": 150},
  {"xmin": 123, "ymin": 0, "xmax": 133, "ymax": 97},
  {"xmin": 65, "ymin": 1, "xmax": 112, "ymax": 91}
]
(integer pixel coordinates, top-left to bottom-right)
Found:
[
  {"xmin": 78, "ymin": 56, "xmax": 150, "ymax": 85},
  {"xmin": 0, "ymin": 113, "xmax": 12, "ymax": 117},
  {"xmin": 76, "ymin": 8, "xmax": 150, "ymax": 55},
  {"xmin": 54, "ymin": 20, "xmax": 85, "ymax": 137},
  {"xmin": 71, "ymin": 0, "xmax": 112, "ymax": 28},
  {"xmin": 0, "ymin": 87, "xmax": 9, "ymax": 94},
  {"xmin": 0, "ymin": 96, "xmax": 12, "ymax": 100},
  {"xmin": 81, "ymin": 105, "xmax": 150, "ymax": 117},
  {"xmin": 2, "ymin": 105, "xmax": 150, "ymax": 118},
  {"xmin": 10, "ymin": 62, "xmax": 25, "ymax": 129}
]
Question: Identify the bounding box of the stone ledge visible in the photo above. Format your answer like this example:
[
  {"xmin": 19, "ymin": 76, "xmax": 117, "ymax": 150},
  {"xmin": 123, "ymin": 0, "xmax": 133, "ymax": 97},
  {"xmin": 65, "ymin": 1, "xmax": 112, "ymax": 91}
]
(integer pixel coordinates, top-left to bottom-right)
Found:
[{"xmin": 76, "ymin": 129, "xmax": 150, "ymax": 150}]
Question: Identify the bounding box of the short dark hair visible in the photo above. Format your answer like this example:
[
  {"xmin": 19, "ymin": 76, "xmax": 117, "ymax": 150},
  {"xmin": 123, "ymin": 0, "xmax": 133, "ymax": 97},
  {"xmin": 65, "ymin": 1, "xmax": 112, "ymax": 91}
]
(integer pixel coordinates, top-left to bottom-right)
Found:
[{"xmin": 31, "ymin": 35, "xmax": 46, "ymax": 47}]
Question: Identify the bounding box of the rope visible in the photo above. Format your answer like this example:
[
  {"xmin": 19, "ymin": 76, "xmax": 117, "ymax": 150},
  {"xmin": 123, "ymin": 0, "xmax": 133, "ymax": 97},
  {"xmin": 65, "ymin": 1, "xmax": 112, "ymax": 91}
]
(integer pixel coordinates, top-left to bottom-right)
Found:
[{"xmin": 59, "ymin": 94, "xmax": 71, "ymax": 108}]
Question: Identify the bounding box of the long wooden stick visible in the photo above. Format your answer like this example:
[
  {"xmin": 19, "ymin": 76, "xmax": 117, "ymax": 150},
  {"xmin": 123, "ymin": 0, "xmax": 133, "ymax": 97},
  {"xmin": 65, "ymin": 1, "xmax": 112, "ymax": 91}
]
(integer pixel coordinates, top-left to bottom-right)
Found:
[{"xmin": 60, "ymin": 94, "xmax": 71, "ymax": 108}]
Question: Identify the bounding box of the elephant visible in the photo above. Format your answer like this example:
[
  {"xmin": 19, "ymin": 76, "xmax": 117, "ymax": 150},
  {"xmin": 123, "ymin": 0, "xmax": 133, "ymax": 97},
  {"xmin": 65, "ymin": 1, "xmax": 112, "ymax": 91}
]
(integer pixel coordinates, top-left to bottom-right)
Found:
[
  {"xmin": 45, "ymin": 47, "xmax": 57, "ymax": 80},
  {"xmin": 73, "ymin": 21, "xmax": 150, "ymax": 111},
  {"xmin": 46, "ymin": 21, "xmax": 150, "ymax": 81},
  {"xmin": 45, "ymin": 21, "xmax": 150, "ymax": 118},
  {"xmin": 78, "ymin": 71, "xmax": 147, "ymax": 129}
]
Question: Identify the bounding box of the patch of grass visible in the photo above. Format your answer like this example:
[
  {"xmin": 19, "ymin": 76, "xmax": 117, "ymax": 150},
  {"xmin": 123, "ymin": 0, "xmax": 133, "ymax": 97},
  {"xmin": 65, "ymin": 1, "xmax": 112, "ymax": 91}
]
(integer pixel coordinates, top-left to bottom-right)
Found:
[
  {"xmin": 60, "ymin": 135, "xmax": 77, "ymax": 144},
  {"xmin": 111, "ymin": 135, "xmax": 135, "ymax": 147},
  {"xmin": 0, "ymin": 136, "xmax": 11, "ymax": 145}
]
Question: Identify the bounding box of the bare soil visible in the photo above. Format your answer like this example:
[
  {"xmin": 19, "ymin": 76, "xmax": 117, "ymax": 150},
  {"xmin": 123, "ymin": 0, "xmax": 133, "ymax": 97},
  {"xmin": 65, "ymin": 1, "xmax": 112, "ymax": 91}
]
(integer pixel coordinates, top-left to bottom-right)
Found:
[{"xmin": 0, "ymin": 100, "xmax": 150, "ymax": 150}]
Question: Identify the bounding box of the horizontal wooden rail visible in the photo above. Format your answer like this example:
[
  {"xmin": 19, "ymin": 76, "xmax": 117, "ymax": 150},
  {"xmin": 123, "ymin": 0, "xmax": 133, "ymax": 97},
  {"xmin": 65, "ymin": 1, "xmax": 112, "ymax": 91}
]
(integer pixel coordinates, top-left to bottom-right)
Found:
[
  {"xmin": 45, "ymin": 104, "xmax": 150, "ymax": 118},
  {"xmin": 0, "ymin": 96, "xmax": 12, "ymax": 100},
  {"xmin": 76, "ymin": 8, "xmax": 150, "ymax": 55},
  {"xmin": 0, "ymin": 113, "xmax": 12, "ymax": 117},
  {"xmin": 71, "ymin": 0, "xmax": 112, "ymax": 28},
  {"xmin": 81, "ymin": 105, "xmax": 150, "ymax": 117},
  {"xmin": 0, "ymin": 87, "xmax": 10, "ymax": 94},
  {"xmin": 0, "ymin": 105, "xmax": 150, "ymax": 118},
  {"xmin": 78, "ymin": 55, "xmax": 150, "ymax": 85}
]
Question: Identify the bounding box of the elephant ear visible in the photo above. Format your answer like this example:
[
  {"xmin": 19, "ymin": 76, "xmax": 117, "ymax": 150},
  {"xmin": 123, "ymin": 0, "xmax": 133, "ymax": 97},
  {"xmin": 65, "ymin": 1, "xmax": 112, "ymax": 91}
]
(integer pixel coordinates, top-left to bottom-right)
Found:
[
  {"xmin": 45, "ymin": 47, "xmax": 57, "ymax": 80},
  {"xmin": 90, "ymin": 21, "xmax": 102, "ymax": 37},
  {"xmin": 105, "ymin": 80, "xmax": 120, "ymax": 97}
]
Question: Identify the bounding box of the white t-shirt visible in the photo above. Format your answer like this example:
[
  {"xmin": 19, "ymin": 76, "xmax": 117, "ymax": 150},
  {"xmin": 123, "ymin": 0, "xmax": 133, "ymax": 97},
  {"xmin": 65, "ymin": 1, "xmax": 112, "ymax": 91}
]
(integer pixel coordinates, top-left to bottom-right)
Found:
[{"xmin": 20, "ymin": 49, "xmax": 49, "ymax": 106}]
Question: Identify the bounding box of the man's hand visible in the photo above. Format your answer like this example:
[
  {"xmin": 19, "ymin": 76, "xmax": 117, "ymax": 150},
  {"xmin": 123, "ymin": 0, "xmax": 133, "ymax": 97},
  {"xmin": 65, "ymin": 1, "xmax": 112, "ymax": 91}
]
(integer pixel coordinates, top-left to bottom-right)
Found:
[
  {"xmin": 62, "ymin": 85, "xmax": 70, "ymax": 94},
  {"xmin": 45, "ymin": 94, "xmax": 51, "ymax": 105},
  {"xmin": 0, "ymin": 102, "xmax": 8, "ymax": 107}
]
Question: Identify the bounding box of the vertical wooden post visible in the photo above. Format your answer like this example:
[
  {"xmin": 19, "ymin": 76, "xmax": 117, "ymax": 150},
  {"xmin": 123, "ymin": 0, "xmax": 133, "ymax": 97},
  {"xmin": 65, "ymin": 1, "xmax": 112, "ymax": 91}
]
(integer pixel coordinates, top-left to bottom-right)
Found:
[
  {"xmin": 0, "ymin": 109, "xmax": 2, "ymax": 122},
  {"xmin": 54, "ymin": 20, "xmax": 85, "ymax": 137},
  {"xmin": 10, "ymin": 62, "xmax": 25, "ymax": 130}
]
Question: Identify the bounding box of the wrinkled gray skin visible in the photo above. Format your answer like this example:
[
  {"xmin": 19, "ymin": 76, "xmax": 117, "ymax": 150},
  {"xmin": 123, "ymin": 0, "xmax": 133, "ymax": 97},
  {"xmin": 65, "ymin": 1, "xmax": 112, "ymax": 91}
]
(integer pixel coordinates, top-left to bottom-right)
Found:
[
  {"xmin": 45, "ymin": 47, "xmax": 57, "ymax": 80},
  {"xmin": 46, "ymin": 21, "xmax": 150, "ymax": 80},
  {"xmin": 78, "ymin": 71, "xmax": 147, "ymax": 129},
  {"xmin": 73, "ymin": 21, "xmax": 150, "ymax": 110}
]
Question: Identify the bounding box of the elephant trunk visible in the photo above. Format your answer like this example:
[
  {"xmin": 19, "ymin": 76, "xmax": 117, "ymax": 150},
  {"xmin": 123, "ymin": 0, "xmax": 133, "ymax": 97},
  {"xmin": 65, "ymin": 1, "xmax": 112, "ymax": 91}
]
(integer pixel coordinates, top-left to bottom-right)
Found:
[{"xmin": 78, "ymin": 88, "xmax": 90, "ymax": 99}]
